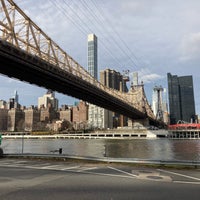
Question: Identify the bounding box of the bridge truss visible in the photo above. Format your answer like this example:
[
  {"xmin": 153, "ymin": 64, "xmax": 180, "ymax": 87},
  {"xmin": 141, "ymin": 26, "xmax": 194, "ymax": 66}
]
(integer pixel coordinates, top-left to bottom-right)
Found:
[{"xmin": 0, "ymin": 0, "xmax": 159, "ymax": 124}]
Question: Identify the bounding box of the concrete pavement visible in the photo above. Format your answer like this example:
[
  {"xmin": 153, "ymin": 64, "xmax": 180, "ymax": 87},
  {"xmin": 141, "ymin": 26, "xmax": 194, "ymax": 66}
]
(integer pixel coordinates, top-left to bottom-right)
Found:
[{"xmin": 0, "ymin": 158, "xmax": 200, "ymax": 199}]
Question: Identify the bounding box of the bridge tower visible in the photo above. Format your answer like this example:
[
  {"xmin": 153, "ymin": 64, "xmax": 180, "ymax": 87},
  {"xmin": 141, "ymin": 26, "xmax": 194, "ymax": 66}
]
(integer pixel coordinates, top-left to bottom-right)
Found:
[{"xmin": 153, "ymin": 86, "xmax": 164, "ymax": 121}]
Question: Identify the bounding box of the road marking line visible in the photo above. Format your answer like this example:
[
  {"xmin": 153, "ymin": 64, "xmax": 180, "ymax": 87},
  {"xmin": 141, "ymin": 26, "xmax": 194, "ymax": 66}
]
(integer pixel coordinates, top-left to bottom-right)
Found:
[
  {"xmin": 34, "ymin": 163, "xmax": 51, "ymax": 166},
  {"xmin": 158, "ymin": 169, "xmax": 200, "ymax": 181},
  {"xmin": 15, "ymin": 161, "xmax": 28, "ymax": 164},
  {"xmin": 174, "ymin": 181, "xmax": 200, "ymax": 185},
  {"xmin": 41, "ymin": 165, "xmax": 61, "ymax": 169},
  {"xmin": 61, "ymin": 166, "xmax": 80, "ymax": 170},
  {"xmin": 0, "ymin": 162, "xmax": 13, "ymax": 165},
  {"xmin": 108, "ymin": 166, "xmax": 137, "ymax": 177},
  {"xmin": 82, "ymin": 171, "xmax": 136, "ymax": 179},
  {"xmin": 0, "ymin": 164, "xmax": 24, "ymax": 167},
  {"xmin": 77, "ymin": 167, "xmax": 97, "ymax": 172}
]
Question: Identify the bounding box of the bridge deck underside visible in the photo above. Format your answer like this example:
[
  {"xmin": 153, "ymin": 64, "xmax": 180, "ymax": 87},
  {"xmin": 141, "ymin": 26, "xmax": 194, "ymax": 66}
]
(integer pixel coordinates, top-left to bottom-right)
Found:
[{"xmin": 0, "ymin": 40, "xmax": 148, "ymax": 120}]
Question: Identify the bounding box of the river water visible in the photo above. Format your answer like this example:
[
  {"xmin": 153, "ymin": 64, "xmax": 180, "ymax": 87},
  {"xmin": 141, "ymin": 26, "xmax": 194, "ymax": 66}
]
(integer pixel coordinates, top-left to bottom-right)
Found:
[{"xmin": 1, "ymin": 138, "xmax": 200, "ymax": 161}]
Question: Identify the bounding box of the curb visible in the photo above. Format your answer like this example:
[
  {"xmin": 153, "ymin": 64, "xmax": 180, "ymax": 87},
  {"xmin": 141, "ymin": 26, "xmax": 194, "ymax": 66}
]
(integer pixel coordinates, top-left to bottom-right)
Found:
[{"xmin": 3, "ymin": 153, "xmax": 200, "ymax": 168}]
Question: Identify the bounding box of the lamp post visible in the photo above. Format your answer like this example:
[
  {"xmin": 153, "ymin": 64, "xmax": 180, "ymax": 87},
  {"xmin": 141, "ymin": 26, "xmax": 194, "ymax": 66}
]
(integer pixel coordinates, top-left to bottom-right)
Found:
[
  {"xmin": 0, "ymin": 133, "xmax": 3, "ymax": 157},
  {"xmin": 21, "ymin": 132, "xmax": 24, "ymax": 154}
]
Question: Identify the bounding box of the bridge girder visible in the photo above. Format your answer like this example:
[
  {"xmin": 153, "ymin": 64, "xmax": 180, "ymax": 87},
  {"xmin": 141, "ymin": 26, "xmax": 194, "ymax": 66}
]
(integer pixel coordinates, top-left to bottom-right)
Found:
[
  {"xmin": 0, "ymin": 40, "xmax": 148, "ymax": 120},
  {"xmin": 0, "ymin": 0, "xmax": 164, "ymax": 126}
]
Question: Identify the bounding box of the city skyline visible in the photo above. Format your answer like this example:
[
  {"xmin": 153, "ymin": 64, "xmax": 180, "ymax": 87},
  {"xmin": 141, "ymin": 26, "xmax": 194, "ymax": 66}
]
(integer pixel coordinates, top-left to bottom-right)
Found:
[{"xmin": 0, "ymin": 0, "xmax": 200, "ymax": 114}]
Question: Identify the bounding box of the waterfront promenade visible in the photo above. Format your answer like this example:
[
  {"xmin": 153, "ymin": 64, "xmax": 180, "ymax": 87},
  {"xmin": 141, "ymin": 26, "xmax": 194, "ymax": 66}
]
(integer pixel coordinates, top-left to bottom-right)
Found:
[
  {"xmin": 1, "ymin": 128, "xmax": 168, "ymax": 139},
  {"xmin": 0, "ymin": 158, "xmax": 200, "ymax": 200}
]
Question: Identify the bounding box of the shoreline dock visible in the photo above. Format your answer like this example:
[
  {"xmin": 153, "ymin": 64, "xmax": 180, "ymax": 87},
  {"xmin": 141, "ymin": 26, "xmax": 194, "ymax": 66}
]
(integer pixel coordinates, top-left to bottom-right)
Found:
[{"xmin": 1, "ymin": 129, "xmax": 168, "ymax": 139}]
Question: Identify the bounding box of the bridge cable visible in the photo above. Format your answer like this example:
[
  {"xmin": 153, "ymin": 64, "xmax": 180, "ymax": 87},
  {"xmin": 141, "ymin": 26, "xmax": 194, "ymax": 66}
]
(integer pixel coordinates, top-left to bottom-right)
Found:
[
  {"xmin": 50, "ymin": 0, "xmax": 124, "ymax": 68},
  {"xmin": 91, "ymin": 0, "xmax": 148, "ymax": 70},
  {"xmin": 79, "ymin": 0, "xmax": 139, "ymax": 70}
]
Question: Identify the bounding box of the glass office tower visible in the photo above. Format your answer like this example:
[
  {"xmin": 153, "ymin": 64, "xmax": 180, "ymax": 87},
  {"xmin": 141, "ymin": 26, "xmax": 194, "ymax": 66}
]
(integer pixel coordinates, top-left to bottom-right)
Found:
[
  {"xmin": 87, "ymin": 34, "xmax": 98, "ymax": 79},
  {"xmin": 167, "ymin": 73, "xmax": 196, "ymax": 124}
]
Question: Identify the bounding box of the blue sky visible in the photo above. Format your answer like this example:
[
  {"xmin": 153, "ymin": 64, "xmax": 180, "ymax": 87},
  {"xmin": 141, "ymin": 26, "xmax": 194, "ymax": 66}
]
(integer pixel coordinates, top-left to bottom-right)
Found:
[{"xmin": 1, "ymin": 0, "xmax": 200, "ymax": 114}]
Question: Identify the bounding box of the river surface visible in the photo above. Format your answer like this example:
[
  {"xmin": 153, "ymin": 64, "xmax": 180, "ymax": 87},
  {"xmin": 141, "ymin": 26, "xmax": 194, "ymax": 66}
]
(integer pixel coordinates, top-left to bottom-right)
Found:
[{"xmin": 1, "ymin": 138, "xmax": 200, "ymax": 161}]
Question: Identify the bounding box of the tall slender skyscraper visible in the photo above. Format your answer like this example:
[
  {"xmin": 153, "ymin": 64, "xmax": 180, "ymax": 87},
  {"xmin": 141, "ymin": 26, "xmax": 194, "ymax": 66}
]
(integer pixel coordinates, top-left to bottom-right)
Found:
[
  {"xmin": 87, "ymin": 34, "xmax": 98, "ymax": 79},
  {"xmin": 87, "ymin": 34, "xmax": 113, "ymax": 129},
  {"xmin": 167, "ymin": 73, "xmax": 196, "ymax": 124},
  {"xmin": 14, "ymin": 90, "xmax": 18, "ymax": 104}
]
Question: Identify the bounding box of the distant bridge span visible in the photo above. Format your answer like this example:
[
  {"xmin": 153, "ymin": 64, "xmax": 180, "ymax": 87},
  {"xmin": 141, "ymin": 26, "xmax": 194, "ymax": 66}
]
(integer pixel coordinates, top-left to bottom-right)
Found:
[{"xmin": 0, "ymin": 0, "xmax": 163, "ymax": 126}]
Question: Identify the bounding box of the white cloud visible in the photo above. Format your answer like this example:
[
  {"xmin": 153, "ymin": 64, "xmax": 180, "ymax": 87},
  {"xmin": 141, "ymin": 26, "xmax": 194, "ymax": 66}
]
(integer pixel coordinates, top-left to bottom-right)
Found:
[
  {"xmin": 2, "ymin": 0, "xmax": 200, "ymax": 114},
  {"xmin": 130, "ymin": 68, "xmax": 164, "ymax": 84}
]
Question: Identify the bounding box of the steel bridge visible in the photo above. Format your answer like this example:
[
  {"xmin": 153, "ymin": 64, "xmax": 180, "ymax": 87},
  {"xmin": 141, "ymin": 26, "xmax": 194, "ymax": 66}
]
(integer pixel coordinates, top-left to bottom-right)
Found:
[{"xmin": 0, "ymin": 0, "xmax": 163, "ymax": 126}]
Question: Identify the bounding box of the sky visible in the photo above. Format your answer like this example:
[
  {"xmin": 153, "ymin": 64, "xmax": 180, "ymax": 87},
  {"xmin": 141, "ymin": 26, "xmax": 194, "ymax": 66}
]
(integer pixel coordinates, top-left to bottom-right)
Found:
[{"xmin": 1, "ymin": 0, "xmax": 200, "ymax": 114}]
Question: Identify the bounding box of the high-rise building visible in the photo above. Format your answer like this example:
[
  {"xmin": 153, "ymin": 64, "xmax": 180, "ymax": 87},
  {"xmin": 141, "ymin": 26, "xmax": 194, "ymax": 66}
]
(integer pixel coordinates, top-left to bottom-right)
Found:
[
  {"xmin": 38, "ymin": 90, "xmax": 58, "ymax": 110},
  {"xmin": 100, "ymin": 69, "xmax": 129, "ymax": 127},
  {"xmin": 7, "ymin": 98, "xmax": 15, "ymax": 109},
  {"xmin": 72, "ymin": 101, "xmax": 88, "ymax": 123},
  {"xmin": 88, "ymin": 34, "xmax": 98, "ymax": 79},
  {"xmin": 24, "ymin": 106, "xmax": 40, "ymax": 131},
  {"xmin": 14, "ymin": 90, "xmax": 19, "ymax": 104},
  {"xmin": 72, "ymin": 101, "xmax": 88, "ymax": 129},
  {"xmin": 167, "ymin": 73, "xmax": 196, "ymax": 124},
  {"xmin": 88, "ymin": 104, "xmax": 113, "ymax": 129},
  {"xmin": 7, "ymin": 90, "xmax": 20, "ymax": 109},
  {"xmin": 0, "ymin": 109, "xmax": 8, "ymax": 130},
  {"xmin": 59, "ymin": 105, "xmax": 71, "ymax": 122},
  {"xmin": 7, "ymin": 108, "xmax": 25, "ymax": 131},
  {"xmin": 0, "ymin": 100, "xmax": 7, "ymax": 109},
  {"xmin": 100, "ymin": 69, "xmax": 128, "ymax": 92},
  {"xmin": 40, "ymin": 106, "xmax": 58, "ymax": 122}
]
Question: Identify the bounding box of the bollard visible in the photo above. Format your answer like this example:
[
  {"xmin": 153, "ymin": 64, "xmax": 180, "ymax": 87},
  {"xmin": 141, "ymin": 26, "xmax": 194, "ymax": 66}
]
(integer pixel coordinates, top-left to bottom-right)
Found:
[
  {"xmin": 59, "ymin": 148, "xmax": 62, "ymax": 154},
  {"xmin": 0, "ymin": 148, "xmax": 3, "ymax": 157},
  {"xmin": 0, "ymin": 133, "xmax": 2, "ymax": 145}
]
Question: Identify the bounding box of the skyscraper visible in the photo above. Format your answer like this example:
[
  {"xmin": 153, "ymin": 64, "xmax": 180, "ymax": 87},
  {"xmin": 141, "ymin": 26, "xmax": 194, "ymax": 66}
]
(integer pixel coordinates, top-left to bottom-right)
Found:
[
  {"xmin": 100, "ymin": 69, "xmax": 128, "ymax": 92},
  {"xmin": 167, "ymin": 73, "xmax": 196, "ymax": 124},
  {"xmin": 87, "ymin": 34, "xmax": 98, "ymax": 79},
  {"xmin": 14, "ymin": 90, "xmax": 18, "ymax": 104},
  {"xmin": 38, "ymin": 90, "xmax": 58, "ymax": 110},
  {"xmin": 100, "ymin": 69, "xmax": 129, "ymax": 127}
]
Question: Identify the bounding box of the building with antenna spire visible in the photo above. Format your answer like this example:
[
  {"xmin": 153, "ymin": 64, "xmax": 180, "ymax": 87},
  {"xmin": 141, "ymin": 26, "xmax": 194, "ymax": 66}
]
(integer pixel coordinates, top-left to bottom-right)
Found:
[
  {"xmin": 14, "ymin": 90, "xmax": 18, "ymax": 104},
  {"xmin": 7, "ymin": 90, "xmax": 20, "ymax": 109}
]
